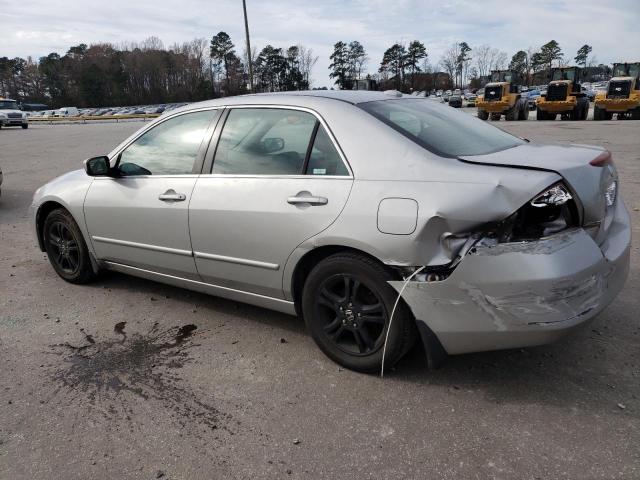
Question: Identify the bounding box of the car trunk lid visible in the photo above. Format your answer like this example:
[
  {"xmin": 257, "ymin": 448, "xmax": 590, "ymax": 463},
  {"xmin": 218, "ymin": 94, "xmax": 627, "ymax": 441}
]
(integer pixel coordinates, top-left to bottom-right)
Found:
[{"xmin": 459, "ymin": 143, "xmax": 616, "ymax": 239}]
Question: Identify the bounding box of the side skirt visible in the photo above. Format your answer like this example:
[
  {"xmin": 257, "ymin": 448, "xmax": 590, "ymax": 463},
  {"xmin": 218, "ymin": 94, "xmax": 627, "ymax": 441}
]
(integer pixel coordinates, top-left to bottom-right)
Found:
[{"xmin": 102, "ymin": 261, "xmax": 297, "ymax": 316}]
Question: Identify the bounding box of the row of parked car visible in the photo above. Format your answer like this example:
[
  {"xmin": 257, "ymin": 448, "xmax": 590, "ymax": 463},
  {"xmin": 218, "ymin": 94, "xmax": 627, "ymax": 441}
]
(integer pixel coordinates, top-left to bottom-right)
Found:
[
  {"xmin": 412, "ymin": 81, "xmax": 610, "ymax": 110},
  {"xmin": 27, "ymin": 103, "xmax": 190, "ymax": 118}
]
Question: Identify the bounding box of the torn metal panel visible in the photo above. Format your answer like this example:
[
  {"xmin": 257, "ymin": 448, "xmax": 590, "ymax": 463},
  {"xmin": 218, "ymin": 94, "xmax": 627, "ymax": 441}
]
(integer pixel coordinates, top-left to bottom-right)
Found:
[{"xmin": 390, "ymin": 202, "xmax": 631, "ymax": 355}]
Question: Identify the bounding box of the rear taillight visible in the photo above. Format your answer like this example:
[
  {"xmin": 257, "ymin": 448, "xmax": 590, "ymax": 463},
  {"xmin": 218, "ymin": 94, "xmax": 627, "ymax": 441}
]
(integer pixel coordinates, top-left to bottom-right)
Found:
[{"xmin": 590, "ymin": 150, "xmax": 612, "ymax": 167}]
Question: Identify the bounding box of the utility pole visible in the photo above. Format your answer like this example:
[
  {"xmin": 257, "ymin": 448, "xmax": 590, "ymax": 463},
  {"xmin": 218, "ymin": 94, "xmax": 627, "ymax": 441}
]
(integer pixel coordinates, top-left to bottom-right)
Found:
[{"xmin": 242, "ymin": 0, "xmax": 254, "ymax": 93}]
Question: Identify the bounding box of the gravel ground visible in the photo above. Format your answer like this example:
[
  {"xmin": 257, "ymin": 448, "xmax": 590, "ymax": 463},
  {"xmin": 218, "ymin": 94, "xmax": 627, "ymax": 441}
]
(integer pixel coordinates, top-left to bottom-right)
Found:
[{"xmin": 0, "ymin": 118, "xmax": 639, "ymax": 480}]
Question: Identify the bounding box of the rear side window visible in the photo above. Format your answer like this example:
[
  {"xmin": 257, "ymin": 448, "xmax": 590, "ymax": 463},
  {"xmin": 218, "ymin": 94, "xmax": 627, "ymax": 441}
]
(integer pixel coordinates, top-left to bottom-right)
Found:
[
  {"xmin": 213, "ymin": 108, "xmax": 316, "ymax": 175},
  {"xmin": 359, "ymin": 99, "xmax": 524, "ymax": 157},
  {"xmin": 306, "ymin": 126, "xmax": 349, "ymax": 176}
]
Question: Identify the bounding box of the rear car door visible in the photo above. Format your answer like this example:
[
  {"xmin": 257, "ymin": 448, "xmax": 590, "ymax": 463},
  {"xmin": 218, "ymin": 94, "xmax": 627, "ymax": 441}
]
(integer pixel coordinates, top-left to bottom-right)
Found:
[
  {"xmin": 189, "ymin": 106, "xmax": 353, "ymax": 298},
  {"xmin": 84, "ymin": 109, "xmax": 220, "ymax": 279}
]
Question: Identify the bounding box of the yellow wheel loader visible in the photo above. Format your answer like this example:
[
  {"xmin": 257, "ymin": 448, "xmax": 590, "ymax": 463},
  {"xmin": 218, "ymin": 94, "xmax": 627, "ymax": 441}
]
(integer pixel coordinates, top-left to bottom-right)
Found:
[
  {"xmin": 476, "ymin": 70, "xmax": 529, "ymax": 121},
  {"xmin": 536, "ymin": 67, "xmax": 589, "ymax": 121},
  {"xmin": 594, "ymin": 62, "xmax": 640, "ymax": 120}
]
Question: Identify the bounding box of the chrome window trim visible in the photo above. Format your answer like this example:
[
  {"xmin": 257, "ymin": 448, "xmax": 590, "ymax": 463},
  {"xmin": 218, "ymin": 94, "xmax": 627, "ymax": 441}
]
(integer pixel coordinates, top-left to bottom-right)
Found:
[
  {"xmin": 93, "ymin": 174, "xmax": 201, "ymax": 180},
  {"xmin": 206, "ymin": 104, "xmax": 354, "ymax": 178}
]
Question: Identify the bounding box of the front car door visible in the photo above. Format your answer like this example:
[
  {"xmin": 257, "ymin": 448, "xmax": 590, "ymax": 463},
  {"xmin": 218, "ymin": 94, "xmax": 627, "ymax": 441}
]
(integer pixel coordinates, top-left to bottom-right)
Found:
[
  {"xmin": 189, "ymin": 106, "xmax": 354, "ymax": 298},
  {"xmin": 84, "ymin": 109, "xmax": 220, "ymax": 279}
]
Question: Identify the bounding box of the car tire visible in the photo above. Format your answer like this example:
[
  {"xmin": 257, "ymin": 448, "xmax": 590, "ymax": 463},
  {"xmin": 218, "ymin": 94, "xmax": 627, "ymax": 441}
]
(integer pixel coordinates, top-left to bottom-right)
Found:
[
  {"xmin": 43, "ymin": 208, "xmax": 97, "ymax": 284},
  {"xmin": 477, "ymin": 109, "xmax": 489, "ymax": 120},
  {"xmin": 21, "ymin": 124, "xmax": 28, "ymax": 129},
  {"xmin": 505, "ymin": 104, "xmax": 518, "ymax": 121},
  {"xmin": 302, "ymin": 252, "xmax": 417, "ymax": 373}
]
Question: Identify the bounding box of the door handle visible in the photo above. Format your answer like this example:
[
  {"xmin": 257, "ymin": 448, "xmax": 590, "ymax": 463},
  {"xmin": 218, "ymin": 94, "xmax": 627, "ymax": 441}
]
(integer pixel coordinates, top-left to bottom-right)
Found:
[
  {"xmin": 287, "ymin": 194, "xmax": 328, "ymax": 206},
  {"xmin": 158, "ymin": 189, "xmax": 186, "ymax": 202}
]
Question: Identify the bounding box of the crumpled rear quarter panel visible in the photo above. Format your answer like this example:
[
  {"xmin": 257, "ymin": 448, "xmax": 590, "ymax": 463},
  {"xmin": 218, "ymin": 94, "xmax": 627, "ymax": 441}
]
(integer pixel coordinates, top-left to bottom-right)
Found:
[{"xmin": 390, "ymin": 199, "xmax": 631, "ymax": 354}]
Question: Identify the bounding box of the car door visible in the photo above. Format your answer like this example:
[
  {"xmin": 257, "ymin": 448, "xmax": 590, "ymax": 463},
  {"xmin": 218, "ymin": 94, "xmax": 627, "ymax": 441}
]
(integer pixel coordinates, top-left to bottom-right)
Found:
[
  {"xmin": 84, "ymin": 109, "xmax": 220, "ymax": 279},
  {"xmin": 189, "ymin": 106, "xmax": 354, "ymax": 298}
]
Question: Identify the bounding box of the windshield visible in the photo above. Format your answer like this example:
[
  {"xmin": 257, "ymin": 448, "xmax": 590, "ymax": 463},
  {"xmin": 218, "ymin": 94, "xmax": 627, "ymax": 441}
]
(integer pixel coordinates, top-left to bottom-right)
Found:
[
  {"xmin": 552, "ymin": 69, "xmax": 575, "ymax": 81},
  {"xmin": 613, "ymin": 64, "xmax": 628, "ymax": 77},
  {"xmin": 490, "ymin": 71, "xmax": 512, "ymax": 83},
  {"xmin": 0, "ymin": 100, "xmax": 18, "ymax": 110},
  {"xmin": 359, "ymin": 99, "xmax": 524, "ymax": 157}
]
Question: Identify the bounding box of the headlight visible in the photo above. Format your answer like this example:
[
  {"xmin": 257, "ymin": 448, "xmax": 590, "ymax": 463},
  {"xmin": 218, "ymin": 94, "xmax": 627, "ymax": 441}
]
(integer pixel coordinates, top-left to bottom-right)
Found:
[
  {"xmin": 530, "ymin": 183, "xmax": 573, "ymax": 207},
  {"xmin": 605, "ymin": 179, "xmax": 617, "ymax": 207}
]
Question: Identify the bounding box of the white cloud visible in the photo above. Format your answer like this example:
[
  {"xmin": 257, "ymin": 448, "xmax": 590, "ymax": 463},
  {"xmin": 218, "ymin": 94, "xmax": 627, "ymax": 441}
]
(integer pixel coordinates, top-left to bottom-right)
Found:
[{"xmin": 1, "ymin": 0, "xmax": 638, "ymax": 87}]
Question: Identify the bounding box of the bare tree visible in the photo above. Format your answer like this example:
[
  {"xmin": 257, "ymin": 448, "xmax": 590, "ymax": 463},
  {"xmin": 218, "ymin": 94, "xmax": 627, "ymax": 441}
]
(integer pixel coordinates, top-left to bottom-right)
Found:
[
  {"xmin": 440, "ymin": 43, "xmax": 459, "ymax": 88},
  {"xmin": 297, "ymin": 44, "xmax": 318, "ymax": 88},
  {"xmin": 474, "ymin": 44, "xmax": 492, "ymax": 79}
]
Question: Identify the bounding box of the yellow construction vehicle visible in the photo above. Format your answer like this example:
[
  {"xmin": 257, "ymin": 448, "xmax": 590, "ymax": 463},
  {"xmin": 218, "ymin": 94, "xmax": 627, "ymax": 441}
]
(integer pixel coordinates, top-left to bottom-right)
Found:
[
  {"xmin": 476, "ymin": 70, "xmax": 529, "ymax": 121},
  {"xmin": 594, "ymin": 62, "xmax": 640, "ymax": 120},
  {"xmin": 536, "ymin": 67, "xmax": 589, "ymax": 121}
]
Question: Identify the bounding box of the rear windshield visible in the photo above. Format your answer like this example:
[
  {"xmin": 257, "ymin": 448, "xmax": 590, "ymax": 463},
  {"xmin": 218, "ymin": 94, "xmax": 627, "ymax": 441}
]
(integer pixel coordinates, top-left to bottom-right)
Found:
[{"xmin": 359, "ymin": 99, "xmax": 524, "ymax": 157}]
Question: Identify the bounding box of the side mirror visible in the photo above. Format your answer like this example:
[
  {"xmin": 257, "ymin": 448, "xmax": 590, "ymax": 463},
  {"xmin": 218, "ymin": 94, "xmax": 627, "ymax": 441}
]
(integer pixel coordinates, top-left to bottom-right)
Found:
[
  {"xmin": 83, "ymin": 156, "xmax": 111, "ymax": 176},
  {"xmin": 261, "ymin": 137, "xmax": 285, "ymax": 154}
]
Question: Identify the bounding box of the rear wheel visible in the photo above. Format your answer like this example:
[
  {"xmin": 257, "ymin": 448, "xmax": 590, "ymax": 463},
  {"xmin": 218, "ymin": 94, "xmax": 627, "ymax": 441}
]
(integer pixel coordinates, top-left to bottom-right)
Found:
[
  {"xmin": 631, "ymin": 108, "xmax": 640, "ymax": 120},
  {"xmin": 518, "ymin": 99, "xmax": 529, "ymax": 120},
  {"xmin": 536, "ymin": 108, "xmax": 550, "ymax": 120},
  {"xmin": 43, "ymin": 208, "xmax": 97, "ymax": 284},
  {"xmin": 505, "ymin": 104, "xmax": 518, "ymax": 121},
  {"xmin": 594, "ymin": 105, "xmax": 612, "ymax": 120},
  {"xmin": 477, "ymin": 109, "xmax": 489, "ymax": 120},
  {"xmin": 573, "ymin": 98, "xmax": 589, "ymax": 121},
  {"xmin": 302, "ymin": 252, "xmax": 416, "ymax": 373}
]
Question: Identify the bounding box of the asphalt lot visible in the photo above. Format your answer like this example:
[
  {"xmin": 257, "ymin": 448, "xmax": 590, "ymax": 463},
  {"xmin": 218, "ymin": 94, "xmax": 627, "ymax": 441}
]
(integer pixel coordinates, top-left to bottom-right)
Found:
[{"xmin": 1, "ymin": 117, "xmax": 639, "ymax": 480}]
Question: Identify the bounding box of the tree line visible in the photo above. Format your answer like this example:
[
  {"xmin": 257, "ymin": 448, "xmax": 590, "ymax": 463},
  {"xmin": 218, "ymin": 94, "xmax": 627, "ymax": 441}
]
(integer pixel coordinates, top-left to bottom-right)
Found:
[
  {"xmin": 0, "ymin": 33, "xmax": 319, "ymax": 108},
  {"xmin": 438, "ymin": 40, "xmax": 609, "ymax": 90},
  {"xmin": 0, "ymin": 32, "xmax": 616, "ymax": 107}
]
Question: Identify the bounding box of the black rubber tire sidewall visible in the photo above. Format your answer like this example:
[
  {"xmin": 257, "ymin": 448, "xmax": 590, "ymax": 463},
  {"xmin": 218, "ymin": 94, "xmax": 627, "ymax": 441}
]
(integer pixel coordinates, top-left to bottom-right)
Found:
[
  {"xmin": 302, "ymin": 253, "xmax": 416, "ymax": 373},
  {"xmin": 43, "ymin": 208, "xmax": 96, "ymax": 284}
]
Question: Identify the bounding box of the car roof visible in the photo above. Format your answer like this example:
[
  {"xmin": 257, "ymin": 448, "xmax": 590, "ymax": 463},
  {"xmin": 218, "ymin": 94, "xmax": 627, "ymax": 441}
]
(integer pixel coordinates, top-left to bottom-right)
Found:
[{"xmin": 173, "ymin": 90, "xmax": 404, "ymax": 113}]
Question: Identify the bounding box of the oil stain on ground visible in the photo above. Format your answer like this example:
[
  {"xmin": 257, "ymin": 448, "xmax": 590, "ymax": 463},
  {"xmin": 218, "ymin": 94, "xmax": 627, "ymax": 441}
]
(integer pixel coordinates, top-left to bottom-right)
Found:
[{"xmin": 48, "ymin": 322, "xmax": 234, "ymax": 438}]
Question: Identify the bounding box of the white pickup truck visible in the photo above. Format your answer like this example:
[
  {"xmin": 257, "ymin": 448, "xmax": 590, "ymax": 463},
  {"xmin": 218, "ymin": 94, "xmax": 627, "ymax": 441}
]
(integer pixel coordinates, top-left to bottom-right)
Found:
[{"xmin": 0, "ymin": 98, "xmax": 28, "ymax": 129}]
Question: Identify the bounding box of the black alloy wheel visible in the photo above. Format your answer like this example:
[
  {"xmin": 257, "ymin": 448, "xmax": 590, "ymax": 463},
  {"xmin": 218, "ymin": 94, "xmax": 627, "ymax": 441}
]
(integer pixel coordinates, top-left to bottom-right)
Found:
[
  {"xmin": 314, "ymin": 274, "xmax": 387, "ymax": 356},
  {"xmin": 43, "ymin": 208, "xmax": 97, "ymax": 283}
]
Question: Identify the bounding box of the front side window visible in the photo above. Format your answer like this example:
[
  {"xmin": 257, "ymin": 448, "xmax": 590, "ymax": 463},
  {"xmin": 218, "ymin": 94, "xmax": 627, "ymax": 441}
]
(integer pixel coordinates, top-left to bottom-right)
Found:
[
  {"xmin": 117, "ymin": 110, "xmax": 217, "ymax": 175},
  {"xmin": 213, "ymin": 108, "xmax": 317, "ymax": 175},
  {"xmin": 359, "ymin": 99, "xmax": 524, "ymax": 157}
]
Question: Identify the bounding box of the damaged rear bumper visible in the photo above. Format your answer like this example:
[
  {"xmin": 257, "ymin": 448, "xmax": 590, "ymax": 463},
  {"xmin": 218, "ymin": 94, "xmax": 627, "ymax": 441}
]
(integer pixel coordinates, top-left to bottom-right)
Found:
[{"xmin": 390, "ymin": 200, "xmax": 631, "ymax": 355}]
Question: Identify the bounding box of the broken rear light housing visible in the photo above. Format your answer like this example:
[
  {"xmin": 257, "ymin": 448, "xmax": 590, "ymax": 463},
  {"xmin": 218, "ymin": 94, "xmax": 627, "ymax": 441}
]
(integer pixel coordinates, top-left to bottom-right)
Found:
[{"xmin": 479, "ymin": 182, "xmax": 580, "ymax": 243}]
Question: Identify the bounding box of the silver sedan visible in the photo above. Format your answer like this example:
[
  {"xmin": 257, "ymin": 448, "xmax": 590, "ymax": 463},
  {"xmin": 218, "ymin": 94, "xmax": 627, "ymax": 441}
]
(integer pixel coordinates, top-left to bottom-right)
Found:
[{"xmin": 31, "ymin": 91, "xmax": 630, "ymax": 373}]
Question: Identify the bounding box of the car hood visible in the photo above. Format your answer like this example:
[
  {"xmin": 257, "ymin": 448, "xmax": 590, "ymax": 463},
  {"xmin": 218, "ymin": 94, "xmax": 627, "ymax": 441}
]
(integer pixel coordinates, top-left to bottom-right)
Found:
[{"xmin": 459, "ymin": 143, "xmax": 614, "ymax": 226}]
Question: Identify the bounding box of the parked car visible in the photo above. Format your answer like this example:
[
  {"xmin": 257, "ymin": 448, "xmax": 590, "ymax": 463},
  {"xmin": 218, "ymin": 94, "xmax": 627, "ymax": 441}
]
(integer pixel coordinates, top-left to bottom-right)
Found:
[
  {"xmin": 448, "ymin": 93, "xmax": 463, "ymax": 108},
  {"xmin": 0, "ymin": 98, "xmax": 28, "ymax": 129},
  {"xmin": 464, "ymin": 92, "xmax": 477, "ymax": 106},
  {"xmin": 55, "ymin": 107, "xmax": 80, "ymax": 117},
  {"xmin": 527, "ymin": 89, "xmax": 541, "ymax": 110},
  {"xmin": 30, "ymin": 91, "xmax": 630, "ymax": 373},
  {"xmin": 0, "ymin": 162, "xmax": 3, "ymax": 196}
]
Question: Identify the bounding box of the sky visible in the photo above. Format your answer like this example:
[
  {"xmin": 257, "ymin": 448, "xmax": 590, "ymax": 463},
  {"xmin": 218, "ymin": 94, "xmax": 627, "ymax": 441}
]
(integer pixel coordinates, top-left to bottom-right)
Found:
[{"xmin": 1, "ymin": 0, "xmax": 639, "ymax": 87}]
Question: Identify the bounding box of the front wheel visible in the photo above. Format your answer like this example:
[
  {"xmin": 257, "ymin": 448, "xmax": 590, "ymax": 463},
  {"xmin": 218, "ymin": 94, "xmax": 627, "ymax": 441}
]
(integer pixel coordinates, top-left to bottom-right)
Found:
[
  {"xmin": 477, "ymin": 109, "xmax": 489, "ymax": 120},
  {"xmin": 302, "ymin": 253, "xmax": 416, "ymax": 373},
  {"xmin": 21, "ymin": 124, "xmax": 28, "ymax": 129},
  {"xmin": 43, "ymin": 208, "xmax": 97, "ymax": 284}
]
